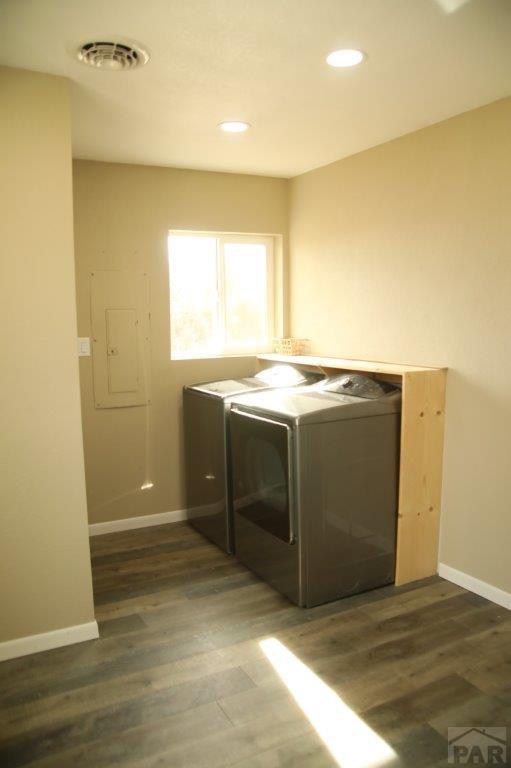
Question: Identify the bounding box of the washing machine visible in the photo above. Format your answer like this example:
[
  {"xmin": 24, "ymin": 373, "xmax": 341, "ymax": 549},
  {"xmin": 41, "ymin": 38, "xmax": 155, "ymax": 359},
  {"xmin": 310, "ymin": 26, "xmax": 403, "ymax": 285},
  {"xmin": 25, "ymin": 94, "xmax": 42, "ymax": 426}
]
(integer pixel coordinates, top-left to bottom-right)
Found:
[
  {"xmin": 229, "ymin": 374, "xmax": 401, "ymax": 606},
  {"xmin": 183, "ymin": 364, "xmax": 323, "ymax": 554}
]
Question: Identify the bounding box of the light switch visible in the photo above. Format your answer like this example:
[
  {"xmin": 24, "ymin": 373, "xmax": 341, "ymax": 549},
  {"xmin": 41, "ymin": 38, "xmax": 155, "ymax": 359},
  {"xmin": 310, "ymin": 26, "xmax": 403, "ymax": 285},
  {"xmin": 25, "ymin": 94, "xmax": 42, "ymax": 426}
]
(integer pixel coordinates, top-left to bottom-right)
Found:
[{"xmin": 78, "ymin": 337, "xmax": 91, "ymax": 357}]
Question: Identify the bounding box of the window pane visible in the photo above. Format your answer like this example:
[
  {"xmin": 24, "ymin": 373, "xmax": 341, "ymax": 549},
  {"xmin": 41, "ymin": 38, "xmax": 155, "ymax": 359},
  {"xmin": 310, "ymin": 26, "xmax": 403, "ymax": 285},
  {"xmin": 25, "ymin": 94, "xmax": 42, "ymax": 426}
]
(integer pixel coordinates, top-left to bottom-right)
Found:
[
  {"xmin": 223, "ymin": 243, "xmax": 268, "ymax": 348},
  {"xmin": 169, "ymin": 236, "xmax": 219, "ymax": 357}
]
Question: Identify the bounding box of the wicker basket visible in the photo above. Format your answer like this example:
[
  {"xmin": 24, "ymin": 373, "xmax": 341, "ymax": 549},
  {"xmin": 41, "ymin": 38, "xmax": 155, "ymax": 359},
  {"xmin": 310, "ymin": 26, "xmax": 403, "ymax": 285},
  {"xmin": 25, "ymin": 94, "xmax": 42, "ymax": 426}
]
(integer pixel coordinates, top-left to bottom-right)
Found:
[{"xmin": 272, "ymin": 337, "xmax": 309, "ymax": 355}]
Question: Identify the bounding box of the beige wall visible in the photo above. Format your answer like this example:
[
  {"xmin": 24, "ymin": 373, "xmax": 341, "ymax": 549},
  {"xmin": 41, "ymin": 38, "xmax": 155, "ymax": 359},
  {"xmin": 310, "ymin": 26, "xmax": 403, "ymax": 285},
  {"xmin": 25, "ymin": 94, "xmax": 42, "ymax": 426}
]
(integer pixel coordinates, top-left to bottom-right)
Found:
[
  {"xmin": 73, "ymin": 160, "xmax": 289, "ymax": 524},
  {"xmin": 289, "ymin": 97, "xmax": 511, "ymax": 594},
  {"xmin": 72, "ymin": 99, "xmax": 510, "ymax": 596},
  {"xmin": 0, "ymin": 68, "xmax": 95, "ymax": 642}
]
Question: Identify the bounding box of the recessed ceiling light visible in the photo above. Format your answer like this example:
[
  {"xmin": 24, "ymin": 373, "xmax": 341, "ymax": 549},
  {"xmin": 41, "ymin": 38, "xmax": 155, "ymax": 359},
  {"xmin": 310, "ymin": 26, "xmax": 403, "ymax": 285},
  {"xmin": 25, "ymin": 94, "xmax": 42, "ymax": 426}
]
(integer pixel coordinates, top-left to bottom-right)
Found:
[
  {"xmin": 326, "ymin": 49, "xmax": 365, "ymax": 68},
  {"xmin": 218, "ymin": 121, "xmax": 251, "ymax": 133}
]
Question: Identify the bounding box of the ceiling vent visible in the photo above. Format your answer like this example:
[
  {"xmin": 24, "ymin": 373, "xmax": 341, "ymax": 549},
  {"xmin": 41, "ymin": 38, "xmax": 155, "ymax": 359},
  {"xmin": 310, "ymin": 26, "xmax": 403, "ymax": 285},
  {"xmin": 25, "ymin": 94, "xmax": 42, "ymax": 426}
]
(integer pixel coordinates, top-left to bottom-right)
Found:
[{"xmin": 77, "ymin": 41, "xmax": 149, "ymax": 70}]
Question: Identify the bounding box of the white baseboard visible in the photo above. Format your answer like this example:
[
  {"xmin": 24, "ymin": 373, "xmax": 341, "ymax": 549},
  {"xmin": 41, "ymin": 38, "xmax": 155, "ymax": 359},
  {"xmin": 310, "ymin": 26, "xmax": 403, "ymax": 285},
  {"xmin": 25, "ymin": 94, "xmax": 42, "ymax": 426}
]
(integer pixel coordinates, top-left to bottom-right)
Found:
[
  {"xmin": 438, "ymin": 563, "xmax": 511, "ymax": 610},
  {"xmin": 0, "ymin": 620, "xmax": 99, "ymax": 663},
  {"xmin": 88, "ymin": 508, "xmax": 188, "ymax": 536}
]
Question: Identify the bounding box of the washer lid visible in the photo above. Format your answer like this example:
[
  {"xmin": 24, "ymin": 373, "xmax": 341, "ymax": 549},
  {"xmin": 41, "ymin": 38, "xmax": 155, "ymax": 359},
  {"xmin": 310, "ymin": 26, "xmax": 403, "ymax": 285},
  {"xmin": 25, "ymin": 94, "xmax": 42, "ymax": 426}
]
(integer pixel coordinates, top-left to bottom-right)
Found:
[
  {"xmin": 255, "ymin": 364, "xmax": 320, "ymax": 387},
  {"xmin": 186, "ymin": 378, "xmax": 265, "ymax": 398}
]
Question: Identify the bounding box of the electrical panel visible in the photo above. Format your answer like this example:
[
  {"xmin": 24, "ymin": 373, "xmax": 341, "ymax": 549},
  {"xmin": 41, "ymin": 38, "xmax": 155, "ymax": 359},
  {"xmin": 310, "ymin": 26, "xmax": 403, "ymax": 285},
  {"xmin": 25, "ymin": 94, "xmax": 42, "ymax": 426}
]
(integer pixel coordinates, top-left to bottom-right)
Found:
[{"xmin": 90, "ymin": 270, "xmax": 151, "ymax": 409}]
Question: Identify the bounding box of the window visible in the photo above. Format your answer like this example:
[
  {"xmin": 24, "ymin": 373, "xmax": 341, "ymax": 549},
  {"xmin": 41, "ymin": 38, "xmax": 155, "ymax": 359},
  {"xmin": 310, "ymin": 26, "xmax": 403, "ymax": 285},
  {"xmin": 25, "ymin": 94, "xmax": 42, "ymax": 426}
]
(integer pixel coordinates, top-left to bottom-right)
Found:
[{"xmin": 168, "ymin": 231, "xmax": 276, "ymax": 359}]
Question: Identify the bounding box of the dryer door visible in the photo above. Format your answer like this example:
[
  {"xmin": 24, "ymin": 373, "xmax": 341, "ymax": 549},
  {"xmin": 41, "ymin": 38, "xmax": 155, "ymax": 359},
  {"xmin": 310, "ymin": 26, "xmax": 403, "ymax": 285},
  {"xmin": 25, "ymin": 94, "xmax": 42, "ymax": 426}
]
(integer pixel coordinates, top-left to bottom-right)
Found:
[
  {"xmin": 230, "ymin": 407, "xmax": 300, "ymax": 604},
  {"xmin": 230, "ymin": 409, "xmax": 295, "ymax": 544}
]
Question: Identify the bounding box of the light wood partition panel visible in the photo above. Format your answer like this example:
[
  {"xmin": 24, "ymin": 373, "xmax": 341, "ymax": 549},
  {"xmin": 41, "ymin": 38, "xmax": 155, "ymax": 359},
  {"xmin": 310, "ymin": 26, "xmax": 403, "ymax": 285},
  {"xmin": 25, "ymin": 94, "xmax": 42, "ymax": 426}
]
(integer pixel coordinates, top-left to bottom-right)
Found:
[
  {"xmin": 257, "ymin": 353, "xmax": 447, "ymax": 586},
  {"xmin": 395, "ymin": 369, "xmax": 447, "ymax": 584}
]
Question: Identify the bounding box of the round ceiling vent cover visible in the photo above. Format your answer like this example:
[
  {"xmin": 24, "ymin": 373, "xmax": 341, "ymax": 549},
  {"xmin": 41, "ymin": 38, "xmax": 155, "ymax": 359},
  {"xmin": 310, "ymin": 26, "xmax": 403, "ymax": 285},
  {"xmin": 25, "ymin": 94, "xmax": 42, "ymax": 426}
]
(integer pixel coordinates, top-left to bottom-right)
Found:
[{"xmin": 77, "ymin": 41, "xmax": 149, "ymax": 70}]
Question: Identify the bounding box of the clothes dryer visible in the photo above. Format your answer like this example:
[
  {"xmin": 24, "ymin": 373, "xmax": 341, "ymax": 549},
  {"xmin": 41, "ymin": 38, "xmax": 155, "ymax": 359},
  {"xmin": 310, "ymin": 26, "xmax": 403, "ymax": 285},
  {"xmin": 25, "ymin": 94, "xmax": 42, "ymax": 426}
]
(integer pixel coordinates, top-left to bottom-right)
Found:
[{"xmin": 230, "ymin": 374, "xmax": 401, "ymax": 606}]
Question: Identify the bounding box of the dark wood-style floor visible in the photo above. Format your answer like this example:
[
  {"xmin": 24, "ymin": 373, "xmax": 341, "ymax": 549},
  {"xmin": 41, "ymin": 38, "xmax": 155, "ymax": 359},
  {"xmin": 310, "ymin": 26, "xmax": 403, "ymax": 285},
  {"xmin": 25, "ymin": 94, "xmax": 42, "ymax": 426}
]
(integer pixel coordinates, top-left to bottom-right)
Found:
[{"xmin": 1, "ymin": 522, "xmax": 510, "ymax": 767}]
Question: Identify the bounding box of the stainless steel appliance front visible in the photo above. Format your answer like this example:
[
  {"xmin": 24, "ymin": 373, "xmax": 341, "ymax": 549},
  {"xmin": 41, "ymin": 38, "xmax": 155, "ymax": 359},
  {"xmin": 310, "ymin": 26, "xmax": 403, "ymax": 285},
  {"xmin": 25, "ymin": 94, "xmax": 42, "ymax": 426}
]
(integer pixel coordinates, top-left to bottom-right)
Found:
[
  {"xmin": 230, "ymin": 409, "xmax": 302, "ymax": 603},
  {"xmin": 230, "ymin": 383, "xmax": 401, "ymax": 607},
  {"xmin": 183, "ymin": 389, "xmax": 232, "ymax": 552},
  {"xmin": 183, "ymin": 366, "xmax": 324, "ymax": 555}
]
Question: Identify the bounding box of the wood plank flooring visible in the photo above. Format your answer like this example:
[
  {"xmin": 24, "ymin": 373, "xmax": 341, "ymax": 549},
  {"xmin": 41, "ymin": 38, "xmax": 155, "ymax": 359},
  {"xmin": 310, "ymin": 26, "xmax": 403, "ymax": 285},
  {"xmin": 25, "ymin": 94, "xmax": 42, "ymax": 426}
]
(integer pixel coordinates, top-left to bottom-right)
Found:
[{"xmin": 1, "ymin": 522, "xmax": 510, "ymax": 767}]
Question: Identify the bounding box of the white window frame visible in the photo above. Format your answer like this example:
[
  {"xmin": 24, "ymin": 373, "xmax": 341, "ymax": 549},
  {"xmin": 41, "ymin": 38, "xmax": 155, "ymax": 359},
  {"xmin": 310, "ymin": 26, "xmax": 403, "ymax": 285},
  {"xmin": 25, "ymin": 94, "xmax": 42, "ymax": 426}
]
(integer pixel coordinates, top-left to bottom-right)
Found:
[{"xmin": 168, "ymin": 230, "xmax": 277, "ymax": 360}]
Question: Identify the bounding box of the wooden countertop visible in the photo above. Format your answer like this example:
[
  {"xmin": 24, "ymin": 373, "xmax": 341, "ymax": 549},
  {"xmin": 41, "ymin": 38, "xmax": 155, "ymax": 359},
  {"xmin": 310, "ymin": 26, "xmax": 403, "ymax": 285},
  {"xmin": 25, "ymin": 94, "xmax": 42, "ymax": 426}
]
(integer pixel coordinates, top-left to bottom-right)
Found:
[{"xmin": 258, "ymin": 352, "xmax": 446, "ymax": 377}]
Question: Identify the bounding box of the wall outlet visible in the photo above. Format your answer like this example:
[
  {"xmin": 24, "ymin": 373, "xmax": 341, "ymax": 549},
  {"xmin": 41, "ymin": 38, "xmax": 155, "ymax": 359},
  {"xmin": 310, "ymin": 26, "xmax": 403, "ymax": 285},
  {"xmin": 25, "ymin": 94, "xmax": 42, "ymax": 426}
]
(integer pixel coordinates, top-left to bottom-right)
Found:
[{"xmin": 77, "ymin": 337, "xmax": 91, "ymax": 357}]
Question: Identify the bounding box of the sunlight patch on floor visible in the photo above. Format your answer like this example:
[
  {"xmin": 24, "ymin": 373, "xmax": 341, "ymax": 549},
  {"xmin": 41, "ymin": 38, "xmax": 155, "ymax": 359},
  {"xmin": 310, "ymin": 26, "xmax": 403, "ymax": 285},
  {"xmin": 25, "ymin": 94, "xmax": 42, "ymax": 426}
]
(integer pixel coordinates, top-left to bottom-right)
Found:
[{"xmin": 260, "ymin": 638, "xmax": 396, "ymax": 768}]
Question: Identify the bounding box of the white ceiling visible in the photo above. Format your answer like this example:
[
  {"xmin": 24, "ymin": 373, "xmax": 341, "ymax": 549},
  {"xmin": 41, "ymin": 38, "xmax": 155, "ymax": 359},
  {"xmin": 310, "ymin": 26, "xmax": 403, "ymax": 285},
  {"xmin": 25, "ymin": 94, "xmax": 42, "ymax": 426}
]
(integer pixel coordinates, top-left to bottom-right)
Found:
[{"xmin": 1, "ymin": 0, "xmax": 510, "ymax": 177}]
